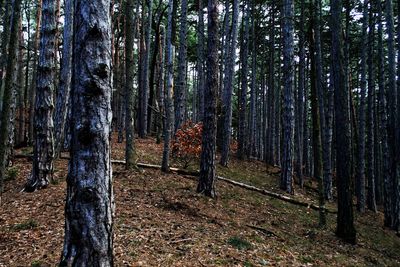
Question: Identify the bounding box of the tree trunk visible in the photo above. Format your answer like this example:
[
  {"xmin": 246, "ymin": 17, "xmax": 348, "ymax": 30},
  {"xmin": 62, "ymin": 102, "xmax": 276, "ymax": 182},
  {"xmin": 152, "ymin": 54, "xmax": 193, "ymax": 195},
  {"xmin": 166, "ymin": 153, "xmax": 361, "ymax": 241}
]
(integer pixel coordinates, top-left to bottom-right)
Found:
[
  {"xmin": 162, "ymin": 0, "xmax": 175, "ymax": 172},
  {"xmin": 295, "ymin": 0, "xmax": 305, "ymax": 187},
  {"xmin": 309, "ymin": 6, "xmax": 326, "ymax": 225},
  {"xmin": 139, "ymin": 0, "xmax": 153, "ymax": 138},
  {"xmin": 384, "ymin": 0, "xmax": 400, "ymax": 231},
  {"xmin": 280, "ymin": 0, "xmax": 295, "ymax": 194},
  {"xmin": 366, "ymin": 5, "xmax": 377, "ymax": 212},
  {"xmin": 54, "ymin": 0, "xmax": 73, "ymax": 158},
  {"xmin": 237, "ymin": 1, "xmax": 250, "ymax": 160},
  {"xmin": 174, "ymin": 0, "xmax": 188, "ymax": 132},
  {"xmin": 355, "ymin": 0, "xmax": 368, "ymax": 213},
  {"xmin": 220, "ymin": 0, "xmax": 239, "ymax": 166},
  {"xmin": 60, "ymin": 0, "xmax": 114, "ymax": 264},
  {"xmin": 196, "ymin": 0, "xmax": 205, "ymax": 122},
  {"xmin": 330, "ymin": 0, "xmax": 356, "ymax": 244},
  {"xmin": 125, "ymin": 0, "xmax": 139, "ymax": 170},
  {"xmin": 197, "ymin": 0, "xmax": 219, "ymax": 198},
  {"xmin": 24, "ymin": 0, "xmax": 57, "ymax": 192},
  {"xmin": 0, "ymin": 0, "xmax": 22, "ymax": 193},
  {"xmin": 377, "ymin": 0, "xmax": 390, "ymax": 224},
  {"xmin": 28, "ymin": 0, "xmax": 43, "ymax": 144}
]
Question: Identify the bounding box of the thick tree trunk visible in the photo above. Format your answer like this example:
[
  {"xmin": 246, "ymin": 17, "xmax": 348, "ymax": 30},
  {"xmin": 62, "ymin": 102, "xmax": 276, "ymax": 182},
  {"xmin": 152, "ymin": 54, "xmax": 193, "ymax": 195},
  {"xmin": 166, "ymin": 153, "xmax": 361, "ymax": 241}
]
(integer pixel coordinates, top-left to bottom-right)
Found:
[
  {"xmin": 0, "ymin": 0, "xmax": 12, "ymax": 113},
  {"xmin": 0, "ymin": 0, "xmax": 22, "ymax": 193},
  {"xmin": 280, "ymin": 0, "xmax": 295, "ymax": 194},
  {"xmin": 330, "ymin": 0, "xmax": 356, "ymax": 244},
  {"xmin": 24, "ymin": 0, "xmax": 57, "ymax": 192},
  {"xmin": 60, "ymin": 0, "xmax": 114, "ymax": 265},
  {"xmin": 384, "ymin": 0, "xmax": 400, "ymax": 231},
  {"xmin": 197, "ymin": 0, "xmax": 219, "ymax": 198},
  {"xmin": 54, "ymin": 0, "xmax": 73, "ymax": 158}
]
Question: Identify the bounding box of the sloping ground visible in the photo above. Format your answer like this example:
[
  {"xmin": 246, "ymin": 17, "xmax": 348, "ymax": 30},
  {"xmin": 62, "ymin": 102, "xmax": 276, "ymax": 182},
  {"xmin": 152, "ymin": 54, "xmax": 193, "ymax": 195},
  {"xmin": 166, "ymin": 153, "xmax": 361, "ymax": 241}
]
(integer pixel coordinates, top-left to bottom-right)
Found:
[{"xmin": 0, "ymin": 137, "xmax": 400, "ymax": 266}]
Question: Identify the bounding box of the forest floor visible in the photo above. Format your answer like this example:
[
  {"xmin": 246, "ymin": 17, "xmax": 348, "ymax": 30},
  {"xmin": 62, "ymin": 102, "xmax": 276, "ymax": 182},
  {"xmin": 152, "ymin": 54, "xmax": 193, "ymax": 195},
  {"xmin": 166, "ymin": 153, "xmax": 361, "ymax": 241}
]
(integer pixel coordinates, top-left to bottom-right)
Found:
[{"xmin": 1, "ymin": 135, "xmax": 400, "ymax": 266}]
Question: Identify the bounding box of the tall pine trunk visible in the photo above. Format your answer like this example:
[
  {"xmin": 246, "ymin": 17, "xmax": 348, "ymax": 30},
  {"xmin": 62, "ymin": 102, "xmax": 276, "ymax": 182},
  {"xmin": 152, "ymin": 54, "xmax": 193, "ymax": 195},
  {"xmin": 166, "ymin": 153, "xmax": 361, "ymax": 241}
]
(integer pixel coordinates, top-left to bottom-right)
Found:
[
  {"xmin": 0, "ymin": 0, "xmax": 22, "ymax": 193},
  {"xmin": 174, "ymin": 0, "xmax": 188, "ymax": 131},
  {"xmin": 60, "ymin": 0, "xmax": 114, "ymax": 264},
  {"xmin": 197, "ymin": 0, "xmax": 219, "ymax": 197},
  {"xmin": 220, "ymin": 0, "xmax": 239, "ymax": 166},
  {"xmin": 330, "ymin": 0, "xmax": 356, "ymax": 244},
  {"xmin": 54, "ymin": 0, "xmax": 73, "ymax": 158},
  {"xmin": 280, "ymin": 0, "xmax": 295, "ymax": 194},
  {"xmin": 24, "ymin": 0, "xmax": 56, "ymax": 192}
]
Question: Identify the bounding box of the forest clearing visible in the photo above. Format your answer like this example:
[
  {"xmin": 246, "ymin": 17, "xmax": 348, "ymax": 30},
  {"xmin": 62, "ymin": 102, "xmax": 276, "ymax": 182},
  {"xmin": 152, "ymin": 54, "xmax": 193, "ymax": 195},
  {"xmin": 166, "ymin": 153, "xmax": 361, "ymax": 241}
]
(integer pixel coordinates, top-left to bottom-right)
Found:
[{"xmin": 1, "ymin": 137, "xmax": 400, "ymax": 266}]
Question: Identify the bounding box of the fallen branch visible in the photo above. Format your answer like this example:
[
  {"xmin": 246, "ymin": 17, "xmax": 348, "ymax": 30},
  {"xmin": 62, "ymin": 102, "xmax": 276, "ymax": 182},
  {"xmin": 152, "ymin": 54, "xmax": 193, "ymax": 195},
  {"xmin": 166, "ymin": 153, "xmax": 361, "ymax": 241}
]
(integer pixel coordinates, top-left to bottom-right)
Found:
[
  {"xmin": 246, "ymin": 224, "xmax": 280, "ymax": 238},
  {"xmin": 27, "ymin": 154, "xmax": 336, "ymax": 213},
  {"xmin": 216, "ymin": 176, "xmax": 336, "ymax": 214}
]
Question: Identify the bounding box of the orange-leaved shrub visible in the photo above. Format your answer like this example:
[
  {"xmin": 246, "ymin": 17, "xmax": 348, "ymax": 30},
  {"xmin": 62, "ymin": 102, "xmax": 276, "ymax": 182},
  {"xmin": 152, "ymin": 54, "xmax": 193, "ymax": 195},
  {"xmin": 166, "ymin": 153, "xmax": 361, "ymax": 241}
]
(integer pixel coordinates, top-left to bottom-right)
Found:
[{"xmin": 171, "ymin": 121, "xmax": 203, "ymax": 169}]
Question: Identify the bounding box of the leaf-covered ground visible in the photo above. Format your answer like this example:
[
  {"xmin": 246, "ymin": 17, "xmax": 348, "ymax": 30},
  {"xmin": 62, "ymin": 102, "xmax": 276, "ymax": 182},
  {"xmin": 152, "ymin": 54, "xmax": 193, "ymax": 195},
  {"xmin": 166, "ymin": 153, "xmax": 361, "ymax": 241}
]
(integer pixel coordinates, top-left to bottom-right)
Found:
[{"xmin": 1, "ymin": 136, "xmax": 400, "ymax": 266}]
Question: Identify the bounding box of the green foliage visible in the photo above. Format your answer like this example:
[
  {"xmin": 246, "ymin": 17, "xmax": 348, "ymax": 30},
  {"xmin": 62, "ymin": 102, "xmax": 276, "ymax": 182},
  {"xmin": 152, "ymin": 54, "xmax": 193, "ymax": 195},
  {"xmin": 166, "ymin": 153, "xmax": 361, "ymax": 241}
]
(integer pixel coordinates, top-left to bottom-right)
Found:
[
  {"xmin": 227, "ymin": 236, "xmax": 252, "ymax": 250},
  {"xmin": 11, "ymin": 219, "xmax": 39, "ymax": 231},
  {"xmin": 31, "ymin": 260, "xmax": 42, "ymax": 267},
  {"xmin": 5, "ymin": 167, "xmax": 18, "ymax": 181}
]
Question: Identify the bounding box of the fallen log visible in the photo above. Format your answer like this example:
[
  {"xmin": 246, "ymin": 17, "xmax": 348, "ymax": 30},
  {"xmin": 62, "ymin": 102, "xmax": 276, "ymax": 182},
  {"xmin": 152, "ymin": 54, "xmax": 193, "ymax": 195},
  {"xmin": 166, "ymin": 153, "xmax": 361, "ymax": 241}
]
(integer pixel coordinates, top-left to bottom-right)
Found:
[{"xmin": 22, "ymin": 154, "xmax": 336, "ymax": 213}]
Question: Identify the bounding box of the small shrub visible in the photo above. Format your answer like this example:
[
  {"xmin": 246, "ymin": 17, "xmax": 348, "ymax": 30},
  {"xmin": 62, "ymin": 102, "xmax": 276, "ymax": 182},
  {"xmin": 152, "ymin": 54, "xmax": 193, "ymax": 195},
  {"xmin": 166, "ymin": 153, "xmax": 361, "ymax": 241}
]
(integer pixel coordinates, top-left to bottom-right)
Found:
[
  {"xmin": 171, "ymin": 121, "xmax": 203, "ymax": 168},
  {"xmin": 11, "ymin": 219, "xmax": 39, "ymax": 231},
  {"xmin": 227, "ymin": 236, "xmax": 252, "ymax": 250},
  {"xmin": 5, "ymin": 167, "xmax": 19, "ymax": 181}
]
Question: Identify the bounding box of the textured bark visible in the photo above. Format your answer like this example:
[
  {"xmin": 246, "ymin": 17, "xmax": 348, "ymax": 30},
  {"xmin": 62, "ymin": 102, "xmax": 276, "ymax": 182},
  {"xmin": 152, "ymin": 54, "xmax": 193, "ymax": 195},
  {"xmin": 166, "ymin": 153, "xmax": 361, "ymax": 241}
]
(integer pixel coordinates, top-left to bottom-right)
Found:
[
  {"xmin": 60, "ymin": 0, "xmax": 114, "ymax": 265},
  {"xmin": 248, "ymin": 1, "xmax": 256, "ymax": 158},
  {"xmin": 237, "ymin": 1, "xmax": 250, "ymax": 160},
  {"xmin": 377, "ymin": 0, "xmax": 390, "ymax": 225},
  {"xmin": 22, "ymin": 2, "xmax": 32, "ymax": 146},
  {"xmin": 28, "ymin": 0, "xmax": 43, "ymax": 144},
  {"xmin": 219, "ymin": 0, "xmax": 239, "ymax": 166},
  {"xmin": 138, "ymin": 0, "xmax": 153, "ymax": 138},
  {"xmin": 174, "ymin": 0, "xmax": 188, "ymax": 132},
  {"xmin": 24, "ymin": 0, "xmax": 57, "ymax": 192},
  {"xmin": 330, "ymin": 0, "xmax": 356, "ymax": 244},
  {"xmin": 156, "ymin": 26, "xmax": 165, "ymax": 144},
  {"xmin": 309, "ymin": 10, "xmax": 326, "ymax": 225},
  {"xmin": 0, "ymin": 0, "xmax": 22, "ymax": 193},
  {"xmin": 17, "ymin": 20, "xmax": 25, "ymax": 147},
  {"xmin": 162, "ymin": 0, "xmax": 174, "ymax": 172},
  {"xmin": 197, "ymin": 0, "xmax": 219, "ymax": 198},
  {"xmin": 355, "ymin": 0, "xmax": 368, "ymax": 213},
  {"xmin": 0, "ymin": 0, "xmax": 12, "ymax": 113},
  {"xmin": 366, "ymin": 6, "xmax": 376, "ymax": 212},
  {"xmin": 384, "ymin": 0, "xmax": 400, "ymax": 231},
  {"xmin": 295, "ymin": 0, "xmax": 305, "ymax": 187},
  {"xmin": 196, "ymin": 0, "xmax": 205, "ymax": 122},
  {"xmin": 54, "ymin": 0, "xmax": 73, "ymax": 158},
  {"xmin": 125, "ymin": 0, "xmax": 138, "ymax": 170},
  {"xmin": 280, "ymin": 0, "xmax": 295, "ymax": 194},
  {"xmin": 267, "ymin": 7, "xmax": 276, "ymax": 166}
]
